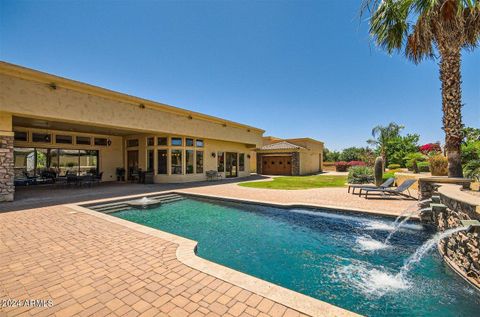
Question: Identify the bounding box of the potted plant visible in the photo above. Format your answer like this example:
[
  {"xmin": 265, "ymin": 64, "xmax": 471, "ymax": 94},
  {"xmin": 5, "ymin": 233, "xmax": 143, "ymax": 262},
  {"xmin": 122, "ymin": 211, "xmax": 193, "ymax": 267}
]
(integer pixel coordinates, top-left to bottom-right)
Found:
[{"xmin": 116, "ymin": 167, "xmax": 126, "ymax": 181}]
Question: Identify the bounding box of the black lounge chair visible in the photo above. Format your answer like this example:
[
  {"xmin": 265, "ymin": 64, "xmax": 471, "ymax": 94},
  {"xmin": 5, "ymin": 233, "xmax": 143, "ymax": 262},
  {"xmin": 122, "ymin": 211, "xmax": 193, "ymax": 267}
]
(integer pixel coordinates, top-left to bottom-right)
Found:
[
  {"xmin": 360, "ymin": 178, "xmax": 417, "ymax": 199},
  {"xmin": 348, "ymin": 177, "xmax": 395, "ymax": 194}
]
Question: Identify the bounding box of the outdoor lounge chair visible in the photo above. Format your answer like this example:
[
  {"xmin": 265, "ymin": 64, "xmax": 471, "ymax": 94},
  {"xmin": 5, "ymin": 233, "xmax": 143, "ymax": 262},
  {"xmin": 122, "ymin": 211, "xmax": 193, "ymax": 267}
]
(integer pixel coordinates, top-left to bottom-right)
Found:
[
  {"xmin": 359, "ymin": 178, "xmax": 417, "ymax": 199},
  {"xmin": 348, "ymin": 177, "xmax": 395, "ymax": 194}
]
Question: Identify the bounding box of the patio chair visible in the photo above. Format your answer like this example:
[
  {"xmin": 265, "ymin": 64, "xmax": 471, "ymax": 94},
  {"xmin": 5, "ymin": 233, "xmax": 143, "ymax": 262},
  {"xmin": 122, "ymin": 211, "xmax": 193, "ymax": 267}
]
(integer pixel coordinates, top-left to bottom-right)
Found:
[
  {"xmin": 359, "ymin": 179, "xmax": 417, "ymax": 199},
  {"xmin": 206, "ymin": 170, "xmax": 222, "ymax": 181},
  {"xmin": 348, "ymin": 178, "xmax": 395, "ymax": 194},
  {"xmin": 66, "ymin": 173, "xmax": 79, "ymax": 187},
  {"xmin": 94, "ymin": 172, "xmax": 103, "ymax": 184},
  {"xmin": 79, "ymin": 174, "xmax": 95, "ymax": 187}
]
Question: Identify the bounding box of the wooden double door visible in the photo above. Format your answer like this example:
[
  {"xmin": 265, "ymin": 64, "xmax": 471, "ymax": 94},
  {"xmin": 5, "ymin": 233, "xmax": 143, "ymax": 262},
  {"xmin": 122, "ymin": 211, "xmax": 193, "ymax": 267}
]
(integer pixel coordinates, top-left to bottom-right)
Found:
[{"xmin": 262, "ymin": 156, "xmax": 292, "ymax": 175}]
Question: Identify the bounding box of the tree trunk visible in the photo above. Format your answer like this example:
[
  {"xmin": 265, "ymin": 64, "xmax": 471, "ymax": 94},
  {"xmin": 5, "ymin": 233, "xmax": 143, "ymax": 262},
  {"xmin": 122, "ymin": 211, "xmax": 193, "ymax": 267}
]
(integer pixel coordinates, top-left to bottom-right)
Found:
[{"xmin": 439, "ymin": 49, "xmax": 463, "ymax": 178}]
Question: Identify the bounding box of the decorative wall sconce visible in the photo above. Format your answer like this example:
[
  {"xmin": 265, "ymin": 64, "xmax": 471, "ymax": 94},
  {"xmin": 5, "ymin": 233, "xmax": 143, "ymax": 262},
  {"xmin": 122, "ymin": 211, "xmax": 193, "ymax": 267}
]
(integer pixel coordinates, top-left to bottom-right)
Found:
[
  {"xmin": 211, "ymin": 152, "xmax": 216, "ymax": 158},
  {"xmin": 139, "ymin": 103, "xmax": 146, "ymax": 109},
  {"xmin": 48, "ymin": 82, "xmax": 57, "ymax": 90},
  {"xmin": 188, "ymin": 115, "xmax": 193, "ymax": 120},
  {"xmin": 247, "ymin": 154, "xmax": 251, "ymax": 159}
]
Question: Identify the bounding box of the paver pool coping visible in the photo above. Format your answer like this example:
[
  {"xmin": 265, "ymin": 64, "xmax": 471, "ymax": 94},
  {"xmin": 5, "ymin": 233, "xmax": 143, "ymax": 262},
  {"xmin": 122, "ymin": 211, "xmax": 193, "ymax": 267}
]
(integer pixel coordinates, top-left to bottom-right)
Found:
[{"xmin": 67, "ymin": 191, "xmax": 375, "ymax": 317}]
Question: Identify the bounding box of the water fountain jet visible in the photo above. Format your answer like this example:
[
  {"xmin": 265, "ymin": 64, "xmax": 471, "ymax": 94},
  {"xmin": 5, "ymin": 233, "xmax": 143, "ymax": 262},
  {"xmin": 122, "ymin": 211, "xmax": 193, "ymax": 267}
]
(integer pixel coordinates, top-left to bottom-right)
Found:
[{"xmin": 127, "ymin": 196, "xmax": 161, "ymax": 209}]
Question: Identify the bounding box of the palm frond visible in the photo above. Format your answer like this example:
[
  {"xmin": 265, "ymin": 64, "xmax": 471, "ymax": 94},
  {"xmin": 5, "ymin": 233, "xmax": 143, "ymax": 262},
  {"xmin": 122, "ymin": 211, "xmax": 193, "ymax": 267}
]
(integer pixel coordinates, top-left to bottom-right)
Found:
[
  {"xmin": 463, "ymin": 3, "xmax": 480, "ymax": 48},
  {"xmin": 369, "ymin": 0, "xmax": 411, "ymax": 54},
  {"xmin": 406, "ymin": 14, "xmax": 436, "ymax": 62}
]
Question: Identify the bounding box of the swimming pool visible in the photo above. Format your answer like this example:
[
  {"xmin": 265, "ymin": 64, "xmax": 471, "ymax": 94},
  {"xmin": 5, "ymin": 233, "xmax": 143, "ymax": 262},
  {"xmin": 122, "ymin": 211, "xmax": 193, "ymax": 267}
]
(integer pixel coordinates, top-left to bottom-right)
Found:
[{"xmin": 107, "ymin": 196, "xmax": 479, "ymax": 316}]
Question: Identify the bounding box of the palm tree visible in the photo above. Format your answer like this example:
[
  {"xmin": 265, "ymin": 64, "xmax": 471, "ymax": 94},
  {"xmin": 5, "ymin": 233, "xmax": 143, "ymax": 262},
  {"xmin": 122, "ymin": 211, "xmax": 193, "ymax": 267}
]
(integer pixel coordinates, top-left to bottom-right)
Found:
[
  {"xmin": 363, "ymin": 0, "xmax": 480, "ymax": 177},
  {"xmin": 367, "ymin": 122, "xmax": 404, "ymax": 167}
]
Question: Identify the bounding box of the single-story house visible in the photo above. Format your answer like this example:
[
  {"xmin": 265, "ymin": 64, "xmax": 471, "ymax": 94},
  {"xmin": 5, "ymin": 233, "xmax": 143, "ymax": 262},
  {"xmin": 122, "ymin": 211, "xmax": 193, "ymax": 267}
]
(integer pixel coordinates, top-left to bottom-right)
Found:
[
  {"xmin": 0, "ymin": 62, "xmax": 265, "ymax": 201},
  {"xmin": 255, "ymin": 136, "xmax": 324, "ymax": 176}
]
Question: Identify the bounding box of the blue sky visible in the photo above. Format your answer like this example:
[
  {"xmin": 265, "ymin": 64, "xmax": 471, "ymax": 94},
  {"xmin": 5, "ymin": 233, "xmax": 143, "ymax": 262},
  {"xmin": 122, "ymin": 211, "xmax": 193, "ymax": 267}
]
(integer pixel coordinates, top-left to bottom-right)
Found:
[{"xmin": 1, "ymin": 0, "xmax": 478, "ymax": 150}]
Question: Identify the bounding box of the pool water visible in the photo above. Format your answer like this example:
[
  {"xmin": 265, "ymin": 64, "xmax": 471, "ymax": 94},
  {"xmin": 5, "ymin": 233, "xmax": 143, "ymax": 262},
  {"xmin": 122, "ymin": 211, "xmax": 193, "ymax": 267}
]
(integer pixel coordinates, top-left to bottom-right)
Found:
[{"xmin": 112, "ymin": 197, "xmax": 480, "ymax": 317}]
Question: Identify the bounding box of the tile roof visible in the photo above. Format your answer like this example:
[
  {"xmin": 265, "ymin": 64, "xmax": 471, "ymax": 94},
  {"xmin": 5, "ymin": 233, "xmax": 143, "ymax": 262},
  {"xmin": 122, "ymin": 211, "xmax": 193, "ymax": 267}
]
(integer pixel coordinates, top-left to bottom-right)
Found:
[{"xmin": 258, "ymin": 141, "xmax": 306, "ymax": 151}]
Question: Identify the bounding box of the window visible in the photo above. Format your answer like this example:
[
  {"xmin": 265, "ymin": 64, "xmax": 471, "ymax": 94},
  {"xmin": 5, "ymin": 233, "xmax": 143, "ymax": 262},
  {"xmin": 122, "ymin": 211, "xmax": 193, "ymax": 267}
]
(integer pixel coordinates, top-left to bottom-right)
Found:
[
  {"xmin": 147, "ymin": 137, "xmax": 154, "ymax": 146},
  {"xmin": 171, "ymin": 150, "xmax": 183, "ymax": 174},
  {"xmin": 239, "ymin": 153, "xmax": 245, "ymax": 172},
  {"xmin": 14, "ymin": 131, "xmax": 28, "ymax": 142},
  {"xmin": 94, "ymin": 138, "xmax": 108, "ymax": 146},
  {"xmin": 171, "ymin": 137, "xmax": 182, "ymax": 146},
  {"xmin": 76, "ymin": 136, "xmax": 91, "ymax": 145},
  {"xmin": 196, "ymin": 151, "xmax": 204, "ymax": 174},
  {"xmin": 127, "ymin": 139, "xmax": 139, "ymax": 147},
  {"xmin": 32, "ymin": 133, "xmax": 51, "ymax": 143},
  {"xmin": 55, "ymin": 135, "xmax": 73, "ymax": 144},
  {"xmin": 147, "ymin": 150, "xmax": 154, "ymax": 172},
  {"xmin": 217, "ymin": 152, "xmax": 225, "ymax": 172},
  {"xmin": 196, "ymin": 139, "xmax": 204, "ymax": 147},
  {"xmin": 79, "ymin": 150, "xmax": 98, "ymax": 174},
  {"xmin": 59, "ymin": 149, "xmax": 80, "ymax": 174},
  {"xmin": 158, "ymin": 137, "xmax": 168, "ymax": 146},
  {"xmin": 186, "ymin": 150, "xmax": 194, "ymax": 174},
  {"xmin": 157, "ymin": 149, "xmax": 168, "ymax": 174},
  {"xmin": 14, "ymin": 148, "xmax": 36, "ymax": 177},
  {"xmin": 186, "ymin": 138, "xmax": 194, "ymax": 147}
]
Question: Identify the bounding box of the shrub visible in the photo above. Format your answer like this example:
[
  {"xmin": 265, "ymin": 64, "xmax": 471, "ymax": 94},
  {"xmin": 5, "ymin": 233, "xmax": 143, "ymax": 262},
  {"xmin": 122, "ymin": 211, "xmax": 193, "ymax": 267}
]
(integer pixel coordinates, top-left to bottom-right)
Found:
[
  {"xmin": 347, "ymin": 166, "xmax": 374, "ymax": 184},
  {"xmin": 347, "ymin": 161, "xmax": 366, "ymax": 167},
  {"xmin": 463, "ymin": 160, "xmax": 480, "ymax": 182},
  {"xmin": 383, "ymin": 170, "xmax": 398, "ymax": 182},
  {"xmin": 429, "ymin": 155, "xmax": 448, "ymax": 176},
  {"xmin": 417, "ymin": 162, "xmax": 430, "ymax": 172},
  {"xmin": 388, "ymin": 164, "xmax": 401, "ymax": 170},
  {"xmin": 404, "ymin": 152, "xmax": 427, "ymax": 171},
  {"xmin": 335, "ymin": 161, "xmax": 349, "ymax": 172}
]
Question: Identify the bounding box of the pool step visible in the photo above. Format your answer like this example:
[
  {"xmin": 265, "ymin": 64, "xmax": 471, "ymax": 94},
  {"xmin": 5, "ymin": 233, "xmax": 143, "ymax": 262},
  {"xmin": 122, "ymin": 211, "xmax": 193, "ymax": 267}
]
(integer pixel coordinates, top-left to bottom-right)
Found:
[
  {"xmin": 156, "ymin": 195, "xmax": 184, "ymax": 204},
  {"xmin": 93, "ymin": 202, "xmax": 129, "ymax": 212},
  {"xmin": 90, "ymin": 193, "xmax": 184, "ymax": 213}
]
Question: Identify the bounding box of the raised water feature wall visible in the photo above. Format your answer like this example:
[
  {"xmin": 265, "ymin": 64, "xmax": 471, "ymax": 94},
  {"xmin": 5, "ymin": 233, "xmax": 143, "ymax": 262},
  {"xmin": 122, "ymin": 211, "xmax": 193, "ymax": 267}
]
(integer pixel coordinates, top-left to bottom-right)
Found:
[{"xmin": 423, "ymin": 183, "xmax": 480, "ymax": 289}]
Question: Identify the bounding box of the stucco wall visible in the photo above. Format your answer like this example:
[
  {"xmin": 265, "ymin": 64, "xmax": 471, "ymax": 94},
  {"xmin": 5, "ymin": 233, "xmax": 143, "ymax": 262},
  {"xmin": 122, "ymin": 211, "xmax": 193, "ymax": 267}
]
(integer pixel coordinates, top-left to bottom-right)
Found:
[
  {"xmin": 299, "ymin": 151, "xmax": 322, "ymax": 175},
  {"xmin": 290, "ymin": 139, "xmax": 323, "ymax": 174},
  {"xmin": 0, "ymin": 72, "xmax": 263, "ymax": 147}
]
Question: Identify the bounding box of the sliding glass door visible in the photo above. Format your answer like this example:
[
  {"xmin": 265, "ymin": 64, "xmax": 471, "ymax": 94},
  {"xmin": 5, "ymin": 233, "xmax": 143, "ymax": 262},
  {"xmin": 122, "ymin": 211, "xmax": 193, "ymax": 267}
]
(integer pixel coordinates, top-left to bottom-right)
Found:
[{"xmin": 13, "ymin": 147, "xmax": 99, "ymax": 179}]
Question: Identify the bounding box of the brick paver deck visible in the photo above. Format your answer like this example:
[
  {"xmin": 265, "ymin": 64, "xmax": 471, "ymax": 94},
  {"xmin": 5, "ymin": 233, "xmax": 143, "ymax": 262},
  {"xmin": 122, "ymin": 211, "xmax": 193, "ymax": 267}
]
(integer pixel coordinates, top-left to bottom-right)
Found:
[
  {"xmin": 0, "ymin": 205, "xmax": 328, "ymax": 317},
  {"xmin": 1, "ymin": 176, "xmax": 416, "ymax": 316}
]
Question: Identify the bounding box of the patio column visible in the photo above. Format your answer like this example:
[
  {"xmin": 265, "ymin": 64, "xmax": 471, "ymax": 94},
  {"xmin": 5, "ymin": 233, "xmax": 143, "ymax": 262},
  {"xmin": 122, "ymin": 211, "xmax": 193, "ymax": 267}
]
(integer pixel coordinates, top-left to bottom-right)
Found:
[{"xmin": 0, "ymin": 112, "xmax": 14, "ymax": 202}]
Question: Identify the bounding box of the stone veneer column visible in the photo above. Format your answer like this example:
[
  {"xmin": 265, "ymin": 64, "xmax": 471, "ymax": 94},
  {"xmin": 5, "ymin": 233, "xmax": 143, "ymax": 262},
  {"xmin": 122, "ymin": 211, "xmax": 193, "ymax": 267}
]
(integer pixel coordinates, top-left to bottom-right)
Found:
[
  {"xmin": 256, "ymin": 153, "xmax": 263, "ymax": 175},
  {"xmin": 0, "ymin": 134, "xmax": 14, "ymax": 202},
  {"xmin": 292, "ymin": 152, "xmax": 300, "ymax": 176}
]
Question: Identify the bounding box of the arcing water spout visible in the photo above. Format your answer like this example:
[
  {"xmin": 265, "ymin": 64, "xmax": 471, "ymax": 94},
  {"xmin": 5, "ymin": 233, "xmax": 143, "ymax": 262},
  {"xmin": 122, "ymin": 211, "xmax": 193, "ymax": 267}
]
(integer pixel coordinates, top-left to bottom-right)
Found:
[
  {"xmin": 384, "ymin": 209, "xmax": 418, "ymax": 244},
  {"xmin": 384, "ymin": 202, "xmax": 420, "ymax": 244},
  {"xmin": 399, "ymin": 226, "xmax": 469, "ymax": 276}
]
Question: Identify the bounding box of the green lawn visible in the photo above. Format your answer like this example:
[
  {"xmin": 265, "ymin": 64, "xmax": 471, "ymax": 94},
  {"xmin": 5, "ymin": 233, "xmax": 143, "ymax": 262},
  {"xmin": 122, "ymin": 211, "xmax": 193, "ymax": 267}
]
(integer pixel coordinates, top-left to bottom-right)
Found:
[{"xmin": 238, "ymin": 175, "xmax": 347, "ymax": 190}]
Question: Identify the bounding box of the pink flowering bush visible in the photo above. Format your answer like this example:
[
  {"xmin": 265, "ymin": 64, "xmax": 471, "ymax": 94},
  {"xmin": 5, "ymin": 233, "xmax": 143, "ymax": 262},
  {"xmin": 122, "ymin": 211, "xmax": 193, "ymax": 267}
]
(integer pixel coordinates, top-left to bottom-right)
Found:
[
  {"xmin": 419, "ymin": 143, "xmax": 442, "ymax": 155},
  {"xmin": 347, "ymin": 161, "xmax": 366, "ymax": 167},
  {"xmin": 335, "ymin": 161, "xmax": 349, "ymax": 172}
]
